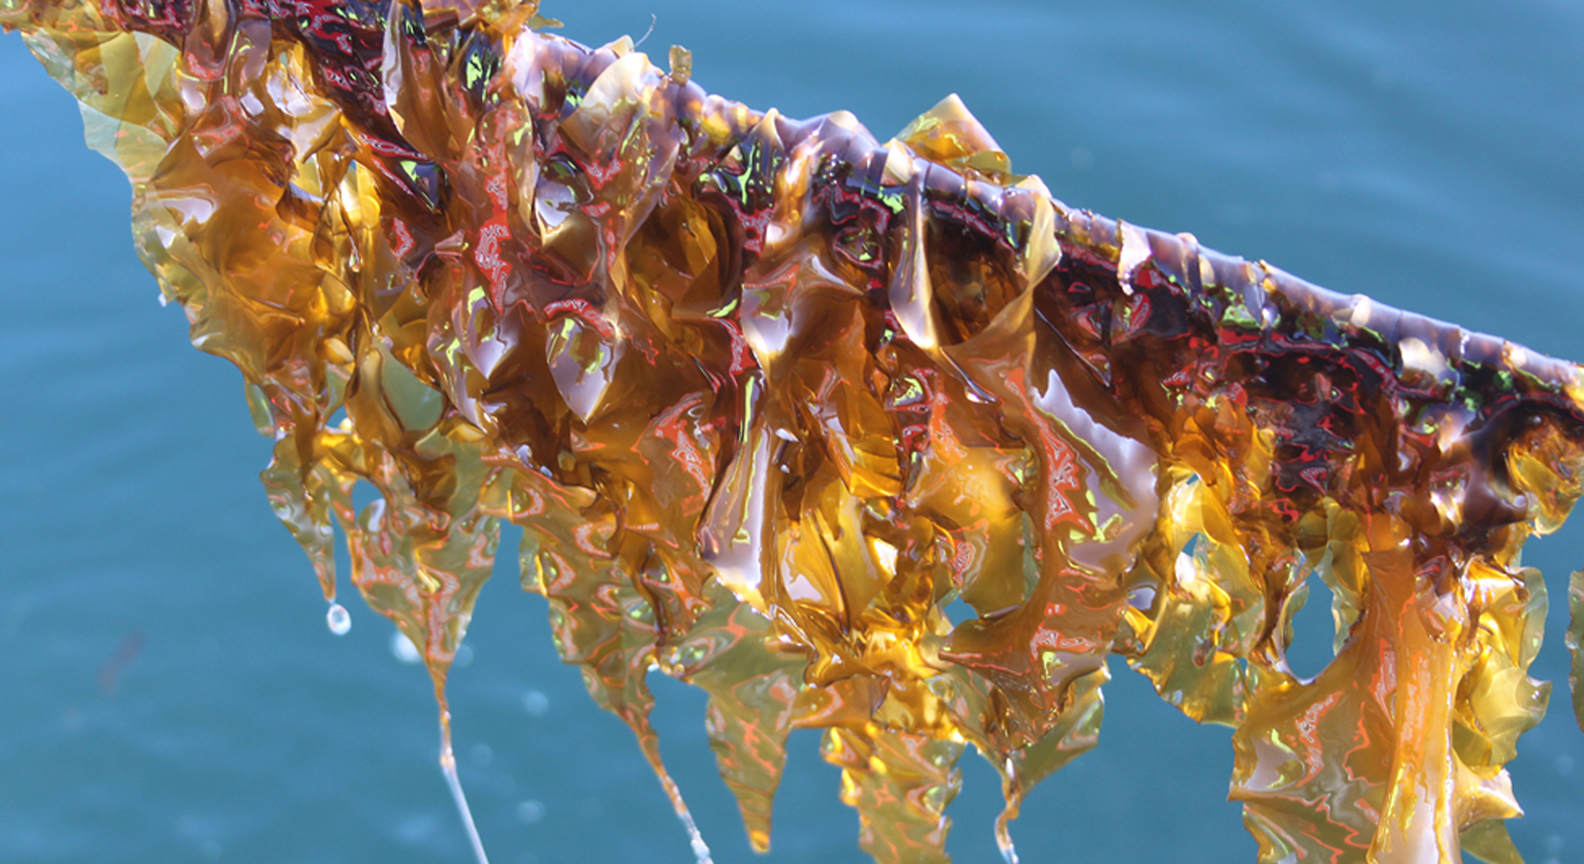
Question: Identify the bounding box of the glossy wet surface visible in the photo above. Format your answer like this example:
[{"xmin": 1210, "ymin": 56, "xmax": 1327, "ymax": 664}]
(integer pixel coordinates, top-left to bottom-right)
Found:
[{"xmin": 3, "ymin": 2, "xmax": 1584, "ymax": 862}]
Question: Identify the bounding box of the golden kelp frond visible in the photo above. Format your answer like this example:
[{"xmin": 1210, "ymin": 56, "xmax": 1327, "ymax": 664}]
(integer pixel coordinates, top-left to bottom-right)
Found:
[{"xmin": 6, "ymin": 1, "xmax": 1584, "ymax": 862}]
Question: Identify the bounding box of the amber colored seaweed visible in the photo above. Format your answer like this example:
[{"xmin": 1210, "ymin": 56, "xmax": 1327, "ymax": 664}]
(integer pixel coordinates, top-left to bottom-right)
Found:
[{"xmin": 6, "ymin": 1, "xmax": 1584, "ymax": 862}]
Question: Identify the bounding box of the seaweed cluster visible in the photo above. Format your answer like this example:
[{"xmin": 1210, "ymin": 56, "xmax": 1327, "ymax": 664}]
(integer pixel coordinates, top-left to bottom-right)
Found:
[{"xmin": 6, "ymin": 0, "xmax": 1584, "ymax": 861}]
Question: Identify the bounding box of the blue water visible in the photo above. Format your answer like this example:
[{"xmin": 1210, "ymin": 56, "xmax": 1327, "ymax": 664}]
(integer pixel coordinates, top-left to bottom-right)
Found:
[{"xmin": 2, "ymin": 2, "xmax": 1582, "ymax": 862}]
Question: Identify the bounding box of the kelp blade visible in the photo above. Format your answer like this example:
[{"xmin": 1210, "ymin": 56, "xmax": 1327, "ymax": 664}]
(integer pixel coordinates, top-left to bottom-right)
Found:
[{"xmin": 5, "ymin": 1, "xmax": 1584, "ymax": 861}]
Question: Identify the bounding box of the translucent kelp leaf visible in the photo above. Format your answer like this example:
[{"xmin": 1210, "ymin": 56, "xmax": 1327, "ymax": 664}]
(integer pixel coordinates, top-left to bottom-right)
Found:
[
  {"xmin": 513, "ymin": 471, "xmax": 713, "ymax": 863},
  {"xmin": 1461, "ymin": 820, "xmax": 1525, "ymax": 864},
  {"xmin": 10, "ymin": 2, "xmax": 1584, "ymax": 863},
  {"xmin": 893, "ymin": 93, "xmax": 1012, "ymax": 182},
  {"xmin": 821, "ymin": 725, "xmax": 963, "ymax": 864},
  {"xmin": 667, "ymin": 583, "xmax": 803, "ymax": 852}
]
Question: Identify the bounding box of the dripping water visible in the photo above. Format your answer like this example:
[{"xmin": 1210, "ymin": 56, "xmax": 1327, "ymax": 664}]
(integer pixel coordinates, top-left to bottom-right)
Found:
[
  {"xmin": 996, "ymin": 809, "xmax": 1020, "ymax": 864},
  {"xmin": 667, "ymin": 779, "xmax": 714, "ymax": 864},
  {"xmin": 995, "ymin": 762, "xmax": 1020, "ymax": 864},
  {"xmin": 325, "ymin": 602, "xmax": 351, "ymax": 635},
  {"xmin": 324, "ymin": 599, "xmax": 487, "ymax": 860},
  {"xmin": 640, "ymin": 739, "xmax": 714, "ymax": 864},
  {"xmin": 439, "ymin": 710, "xmax": 492, "ymax": 864}
]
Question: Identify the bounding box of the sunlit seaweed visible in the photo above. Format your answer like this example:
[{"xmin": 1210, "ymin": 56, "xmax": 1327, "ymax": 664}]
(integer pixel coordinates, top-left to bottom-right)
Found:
[{"xmin": 5, "ymin": 1, "xmax": 1584, "ymax": 862}]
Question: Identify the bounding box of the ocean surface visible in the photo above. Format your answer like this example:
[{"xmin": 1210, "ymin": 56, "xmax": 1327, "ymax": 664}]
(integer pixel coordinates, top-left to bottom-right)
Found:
[{"xmin": 2, "ymin": 2, "xmax": 1583, "ymax": 862}]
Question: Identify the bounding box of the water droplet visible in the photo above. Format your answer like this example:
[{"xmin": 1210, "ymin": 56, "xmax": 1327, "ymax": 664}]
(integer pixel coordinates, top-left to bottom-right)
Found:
[
  {"xmin": 522, "ymin": 690, "xmax": 549, "ymax": 716},
  {"xmin": 390, "ymin": 631, "xmax": 422, "ymax": 663},
  {"xmin": 326, "ymin": 603, "xmax": 351, "ymax": 636},
  {"xmin": 455, "ymin": 643, "xmax": 475, "ymax": 668},
  {"xmin": 516, "ymin": 800, "xmax": 544, "ymax": 824}
]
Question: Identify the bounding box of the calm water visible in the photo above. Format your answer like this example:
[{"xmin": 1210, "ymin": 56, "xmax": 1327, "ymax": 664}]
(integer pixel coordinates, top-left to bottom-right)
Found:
[{"xmin": 3, "ymin": 2, "xmax": 1583, "ymax": 862}]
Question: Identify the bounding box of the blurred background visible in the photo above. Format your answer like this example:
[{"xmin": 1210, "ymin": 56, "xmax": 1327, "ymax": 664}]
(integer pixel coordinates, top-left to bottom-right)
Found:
[{"xmin": 2, "ymin": 1, "xmax": 1582, "ymax": 861}]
